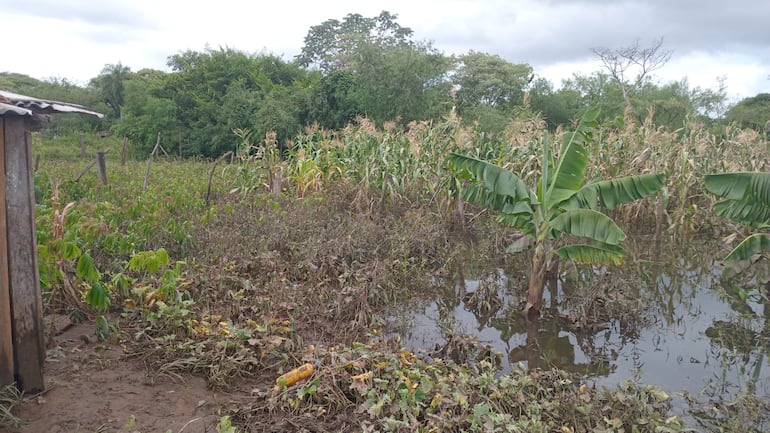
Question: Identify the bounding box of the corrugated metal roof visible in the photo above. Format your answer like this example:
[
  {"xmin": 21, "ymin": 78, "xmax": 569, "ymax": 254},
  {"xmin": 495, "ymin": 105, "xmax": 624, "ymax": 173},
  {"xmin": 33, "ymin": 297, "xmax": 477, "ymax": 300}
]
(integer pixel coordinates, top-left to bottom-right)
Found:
[{"xmin": 0, "ymin": 90, "xmax": 103, "ymax": 118}]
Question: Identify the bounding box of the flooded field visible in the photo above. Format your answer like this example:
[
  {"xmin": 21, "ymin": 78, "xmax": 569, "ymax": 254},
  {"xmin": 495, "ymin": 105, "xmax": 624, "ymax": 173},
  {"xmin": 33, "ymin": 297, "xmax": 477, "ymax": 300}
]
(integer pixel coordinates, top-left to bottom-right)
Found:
[{"xmin": 391, "ymin": 235, "xmax": 770, "ymax": 406}]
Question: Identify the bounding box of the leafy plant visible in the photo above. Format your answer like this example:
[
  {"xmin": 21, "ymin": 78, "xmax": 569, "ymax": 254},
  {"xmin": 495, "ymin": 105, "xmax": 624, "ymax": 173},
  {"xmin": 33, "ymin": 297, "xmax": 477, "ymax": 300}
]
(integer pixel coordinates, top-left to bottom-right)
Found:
[
  {"xmin": 448, "ymin": 107, "xmax": 665, "ymax": 316},
  {"xmin": 704, "ymin": 172, "xmax": 770, "ymax": 260}
]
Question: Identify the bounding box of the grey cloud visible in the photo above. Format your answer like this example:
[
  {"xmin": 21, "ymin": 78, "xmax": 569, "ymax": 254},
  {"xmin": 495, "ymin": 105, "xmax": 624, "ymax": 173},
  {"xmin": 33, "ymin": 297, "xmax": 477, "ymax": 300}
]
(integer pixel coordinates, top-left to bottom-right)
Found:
[
  {"xmin": 423, "ymin": 0, "xmax": 770, "ymax": 67},
  {"xmin": 1, "ymin": 0, "xmax": 158, "ymax": 30}
]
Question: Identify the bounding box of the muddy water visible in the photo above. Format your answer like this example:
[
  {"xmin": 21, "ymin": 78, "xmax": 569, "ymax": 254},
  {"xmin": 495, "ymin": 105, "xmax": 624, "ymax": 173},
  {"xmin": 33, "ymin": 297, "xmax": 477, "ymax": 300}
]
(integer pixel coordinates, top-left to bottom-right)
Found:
[{"xmin": 391, "ymin": 236, "xmax": 770, "ymax": 401}]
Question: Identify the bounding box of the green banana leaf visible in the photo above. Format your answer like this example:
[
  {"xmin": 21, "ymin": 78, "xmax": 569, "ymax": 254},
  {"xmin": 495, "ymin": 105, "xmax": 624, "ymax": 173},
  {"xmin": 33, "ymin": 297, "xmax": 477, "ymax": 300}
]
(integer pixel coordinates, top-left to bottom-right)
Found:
[
  {"xmin": 448, "ymin": 152, "xmax": 536, "ymax": 213},
  {"xmin": 725, "ymin": 233, "xmax": 770, "ymax": 261},
  {"xmin": 564, "ymin": 174, "xmax": 667, "ymax": 211},
  {"xmin": 705, "ymin": 172, "xmax": 770, "ymax": 225},
  {"xmin": 544, "ymin": 108, "xmax": 599, "ymax": 208},
  {"xmin": 705, "ymin": 172, "xmax": 770, "ymax": 202},
  {"xmin": 550, "ymin": 209, "xmax": 626, "ymax": 245},
  {"xmin": 554, "ymin": 242, "xmax": 625, "ymax": 266}
]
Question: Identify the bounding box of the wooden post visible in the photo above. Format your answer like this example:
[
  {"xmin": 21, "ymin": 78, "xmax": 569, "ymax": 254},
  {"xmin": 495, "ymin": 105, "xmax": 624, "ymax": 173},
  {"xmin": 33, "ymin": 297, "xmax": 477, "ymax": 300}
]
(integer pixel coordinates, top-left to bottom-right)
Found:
[
  {"xmin": 0, "ymin": 118, "xmax": 15, "ymax": 388},
  {"xmin": 121, "ymin": 137, "xmax": 128, "ymax": 166},
  {"xmin": 2, "ymin": 117, "xmax": 45, "ymax": 392},
  {"xmin": 80, "ymin": 132, "xmax": 86, "ymax": 160},
  {"xmin": 96, "ymin": 151, "xmax": 108, "ymax": 185},
  {"xmin": 144, "ymin": 132, "xmax": 161, "ymax": 191}
]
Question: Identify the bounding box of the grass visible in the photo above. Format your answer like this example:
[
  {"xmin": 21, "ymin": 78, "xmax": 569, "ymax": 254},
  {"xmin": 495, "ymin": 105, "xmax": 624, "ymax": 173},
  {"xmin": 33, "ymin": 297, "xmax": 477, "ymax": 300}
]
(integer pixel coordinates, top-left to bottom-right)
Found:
[{"xmin": 0, "ymin": 384, "xmax": 23, "ymax": 430}]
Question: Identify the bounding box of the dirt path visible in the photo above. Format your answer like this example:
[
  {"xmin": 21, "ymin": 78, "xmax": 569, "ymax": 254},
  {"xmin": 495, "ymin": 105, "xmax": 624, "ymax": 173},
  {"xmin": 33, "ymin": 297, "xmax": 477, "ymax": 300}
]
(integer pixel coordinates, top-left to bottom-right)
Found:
[{"xmin": 10, "ymin": 320, "xmax": 227, "ymax": 433}]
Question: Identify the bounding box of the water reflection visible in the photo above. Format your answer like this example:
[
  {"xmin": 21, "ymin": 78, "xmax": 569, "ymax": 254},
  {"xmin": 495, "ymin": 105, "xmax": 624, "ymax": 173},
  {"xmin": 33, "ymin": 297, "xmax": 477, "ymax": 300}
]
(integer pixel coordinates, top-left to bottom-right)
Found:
[{"xmin": 391, "ymin": 235, "xmax": 770, "ymax": 401}]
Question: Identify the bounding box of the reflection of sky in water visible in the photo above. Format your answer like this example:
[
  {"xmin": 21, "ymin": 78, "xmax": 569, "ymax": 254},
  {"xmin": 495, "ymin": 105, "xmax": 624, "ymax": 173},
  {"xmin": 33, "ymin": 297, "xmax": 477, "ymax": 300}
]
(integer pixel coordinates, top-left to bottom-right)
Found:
[{"xmin": 392, "ymin": 245, "xmax": 770, "ymax": 404}]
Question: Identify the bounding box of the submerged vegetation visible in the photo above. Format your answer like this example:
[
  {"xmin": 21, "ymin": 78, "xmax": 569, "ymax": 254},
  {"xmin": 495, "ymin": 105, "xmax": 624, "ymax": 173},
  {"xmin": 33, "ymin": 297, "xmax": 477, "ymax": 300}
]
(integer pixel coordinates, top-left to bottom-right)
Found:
[{"xmin": 0, "ymin": 104, "xmax": 766, "ymax": 432}]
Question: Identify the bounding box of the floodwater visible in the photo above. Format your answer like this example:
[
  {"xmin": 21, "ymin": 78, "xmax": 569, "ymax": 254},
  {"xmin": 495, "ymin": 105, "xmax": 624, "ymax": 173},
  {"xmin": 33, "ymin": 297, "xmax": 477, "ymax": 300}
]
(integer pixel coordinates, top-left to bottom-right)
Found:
[{"xmin": 390, "ymin": 235, "xmax": 770, "ymax": 403}]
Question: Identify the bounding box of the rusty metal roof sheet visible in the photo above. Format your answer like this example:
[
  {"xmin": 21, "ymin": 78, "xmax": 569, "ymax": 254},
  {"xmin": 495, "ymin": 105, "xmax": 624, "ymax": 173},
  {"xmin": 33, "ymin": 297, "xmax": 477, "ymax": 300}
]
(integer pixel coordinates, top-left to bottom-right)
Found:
[{"xmin": 0, "ymin": 90, "xmax": 103, "ymax": 118}]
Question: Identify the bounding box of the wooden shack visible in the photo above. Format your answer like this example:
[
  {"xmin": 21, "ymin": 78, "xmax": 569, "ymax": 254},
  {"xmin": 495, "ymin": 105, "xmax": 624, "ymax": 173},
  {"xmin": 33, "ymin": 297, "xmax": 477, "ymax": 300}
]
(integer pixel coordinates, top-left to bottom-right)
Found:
[{"xmin": 0, "ymin": 90, "xmax": 102, "ymax": 392}]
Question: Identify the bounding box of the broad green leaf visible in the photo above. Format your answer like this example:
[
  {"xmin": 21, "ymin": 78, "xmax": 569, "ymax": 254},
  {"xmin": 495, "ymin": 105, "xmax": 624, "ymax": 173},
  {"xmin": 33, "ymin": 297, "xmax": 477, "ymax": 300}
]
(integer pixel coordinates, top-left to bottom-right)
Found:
[
  {"xmin": 506, "ymin": 235, "xmax": 534, "ymax": 253},
  {"xmin": 713, "ymin": 199, "xmax": 770, "ymax": 226},
  {"xmin": 705, "ymin": 172, "xmax": 770, "ymax": 225},
  {"xmin": 724, "ymin": 233, "xmax": 770, "ymax": 261},
  {"xmin": 544, "ymin": 108, "xmax": 598, "ymax": 208},
  {"xmin": 76, "ymin": 252, "xmax": 101, "ymax": 283},
  {"xmin": 705, "ymin": 172, "xmax": 770, "ymax": 202},
  {"xmin": 550, "ymin": 209, "xmax": 626, "ymax": 245},
  {"xmin": 85, "ymin": 281, "xmax": 110, "ymax": 311},
  {"xmin": 554, "ymin": 243, "xmax": 625, "ymax": 266},
  {"xmin": 448, "ymin": 152, "xmax": 536, "ymax": 230},
  {"xmin": 497, "ymin": 213, "xmax": 536, "ymax": 235},
  {"xmin": 565, "ymin": 174, "xmax": 666, "ymax": 210}
]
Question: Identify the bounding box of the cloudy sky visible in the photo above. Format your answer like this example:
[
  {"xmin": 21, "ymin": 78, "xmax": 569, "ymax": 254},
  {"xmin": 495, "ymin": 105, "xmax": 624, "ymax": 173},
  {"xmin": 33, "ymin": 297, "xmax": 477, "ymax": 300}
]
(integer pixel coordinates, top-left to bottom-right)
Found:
[{"xmin": 1, "ymin": 0, "xmax": 768, "ymax": 101}]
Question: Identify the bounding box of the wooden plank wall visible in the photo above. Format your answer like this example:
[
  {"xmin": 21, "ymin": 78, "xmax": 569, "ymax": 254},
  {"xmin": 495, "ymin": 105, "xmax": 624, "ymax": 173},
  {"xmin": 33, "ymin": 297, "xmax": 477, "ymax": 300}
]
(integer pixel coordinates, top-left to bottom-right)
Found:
[
  {"xmin": 0, "ymin": 117, "xmax": 15, "ymax": 387},
  {"xmin": 2, "ymin": 116, "xmax": 44, "ymax": 392}
]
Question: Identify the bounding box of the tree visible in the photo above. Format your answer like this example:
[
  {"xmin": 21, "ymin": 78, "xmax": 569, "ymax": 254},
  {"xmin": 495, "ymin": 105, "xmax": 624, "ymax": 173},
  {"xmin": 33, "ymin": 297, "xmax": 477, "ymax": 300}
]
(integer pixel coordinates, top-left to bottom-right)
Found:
[
  {"xmin": 159, "ymin": 48, "xmax": 311, "ymax": 156},
  {"xmin": 91, "ymin": 63, "xmax": 131, "ymax": 120},
  {"xmin": 725, "ymin": 93, "xmax": 770, "ymax": 133},
  {"xmin": 453, "ymin": 51, "xmax": 533, "ymax": 112},
  {"xmin": 115, "ymin": 68, "xmax": 178, "ymax": 155},
  {"xmin": 299, "ymin": 11, "xmax": 453, "ymax": 127},
  {"xmin": 308, "ymin": 70, "xmax": 361, "ymax": 130},
  {"xmin": 448, "ymin": 108, "xmax": 665, "ymax": 317},
  {"xmin": 527, "ymin": 77, "xmax": 583, "ymax": 129},
  {"xmin": 592, "ymin": 37, "xmax": 672, "ymax": 115},
  {"xmin": 296, "ymin": 11, "xmax": 414, "ymax": 72},
  {"xmin": 349, "ymin": 41, "xmax": 453, "ymax": 124}
]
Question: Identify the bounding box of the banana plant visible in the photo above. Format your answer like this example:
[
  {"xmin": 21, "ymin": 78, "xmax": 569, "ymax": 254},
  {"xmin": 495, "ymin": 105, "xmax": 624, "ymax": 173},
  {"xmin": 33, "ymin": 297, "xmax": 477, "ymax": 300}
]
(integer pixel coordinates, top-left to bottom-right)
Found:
[
  {"xmin": 448, "ymin": 107, "xmax": 666, "ymax": 317},
  {"xmin": 704, "ymin": 172, "xmax": 770, "ymax": 260}
]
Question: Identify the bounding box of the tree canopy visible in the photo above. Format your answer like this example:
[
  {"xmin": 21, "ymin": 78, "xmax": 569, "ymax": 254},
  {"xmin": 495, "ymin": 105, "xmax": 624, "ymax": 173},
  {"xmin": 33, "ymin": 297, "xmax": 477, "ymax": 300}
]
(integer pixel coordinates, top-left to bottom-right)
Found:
[{"xmin": 0, "ymin": 11, "xmax": 755, "ymax": 157}]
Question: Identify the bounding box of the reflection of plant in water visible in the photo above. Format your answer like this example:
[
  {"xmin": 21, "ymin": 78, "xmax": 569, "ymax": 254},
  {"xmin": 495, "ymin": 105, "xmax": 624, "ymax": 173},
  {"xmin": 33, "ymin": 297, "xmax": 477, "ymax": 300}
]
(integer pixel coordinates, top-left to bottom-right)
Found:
[
  {"xmin": 505, "ymin": 314, "xmax": 616, "ymax": 377},
  {"xmin": 462, "ymin": 270, "xmax": 505, "ymax": 328}
]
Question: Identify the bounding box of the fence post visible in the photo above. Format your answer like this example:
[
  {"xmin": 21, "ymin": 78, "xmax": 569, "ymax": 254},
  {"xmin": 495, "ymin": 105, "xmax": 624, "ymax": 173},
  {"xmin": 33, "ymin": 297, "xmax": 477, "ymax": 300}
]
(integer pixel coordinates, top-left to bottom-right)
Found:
[
  {"xmin": 96, "ymin": 151, "xmax": 108, "ymax": 185},
  {"xmin": 121, "ymin": 136, "xmax": 128, "ymax": 166},
  {"xmin": 0, "ymin": 117, "xmax": 15, "ymax": 388},
  {"xmin": 2, "ymin": 117, "xmax": 45, "ymax": 392},
  {"xmin": 80, "ymin": 132, "xmax": 86, "ymax": 159}
]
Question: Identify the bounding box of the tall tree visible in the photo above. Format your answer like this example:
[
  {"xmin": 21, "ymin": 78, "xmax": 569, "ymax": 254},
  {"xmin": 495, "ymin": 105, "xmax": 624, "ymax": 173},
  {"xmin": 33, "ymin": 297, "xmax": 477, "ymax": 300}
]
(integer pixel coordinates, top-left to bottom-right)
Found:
[
  {"xmin": 725, "ymin": 93, "xmax": 770, "ymax": 132},
  {"xmin": 592, "ymin": 37, "xmax": 672, "ymax": 115},
  {"xmin": 91, "ymin": 63, "xmax": 131, "ymax": 120},
  {"xmin": 299, "ymin": 11, "xmax": 453, "ymax": 126},
  {"xmin": 453, "ymin": 51, "xmax": 533, "ymax": 112},
  {"xmin": 296, "ymin": 11, "xmax": 414, "ymax": 72}
]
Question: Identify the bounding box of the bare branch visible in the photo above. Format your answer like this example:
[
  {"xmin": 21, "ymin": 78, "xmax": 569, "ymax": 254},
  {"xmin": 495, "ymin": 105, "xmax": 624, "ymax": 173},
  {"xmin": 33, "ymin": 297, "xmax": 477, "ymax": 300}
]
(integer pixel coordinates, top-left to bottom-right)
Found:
[{"xmin": 592, "ymin": 36, "xmax": 673, "ymax": 113}]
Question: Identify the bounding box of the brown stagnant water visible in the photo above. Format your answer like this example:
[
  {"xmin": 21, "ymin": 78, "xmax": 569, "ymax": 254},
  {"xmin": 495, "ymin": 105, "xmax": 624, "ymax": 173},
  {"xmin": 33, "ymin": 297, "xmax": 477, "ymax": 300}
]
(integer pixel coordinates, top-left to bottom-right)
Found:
[{"xmin": 390, "ymin": 235, "xmax": 770, "ymax": 403}]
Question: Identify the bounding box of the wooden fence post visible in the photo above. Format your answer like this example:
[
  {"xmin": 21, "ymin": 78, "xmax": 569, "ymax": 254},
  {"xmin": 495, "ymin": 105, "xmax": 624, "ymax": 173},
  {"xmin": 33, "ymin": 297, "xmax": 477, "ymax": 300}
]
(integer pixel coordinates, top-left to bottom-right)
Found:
[
  {"xmin": 80, "ymin": 132, "xmax": 86, "ymax": 160},
  {"xmin": 121, "ymin": 136, "xmax": 128, "ymax": 166},
  {"xmin": 96, "ymin": 151, "xmax": 108, "ymax": 185},
  {"xmin": 2, "ymin": 117, "xmax": 45, "ymax": 392},
  {"xmin": 0, "ymin": 118, "xmax": 15, "ymax": 388}
]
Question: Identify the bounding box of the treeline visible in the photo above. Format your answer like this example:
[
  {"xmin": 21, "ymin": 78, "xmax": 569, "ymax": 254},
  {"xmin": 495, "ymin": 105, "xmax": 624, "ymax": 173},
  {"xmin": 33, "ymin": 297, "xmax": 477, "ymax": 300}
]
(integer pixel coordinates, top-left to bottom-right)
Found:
[{"xmin": 1, "ymin": 11, "xmax": 767, "ymax": 157}]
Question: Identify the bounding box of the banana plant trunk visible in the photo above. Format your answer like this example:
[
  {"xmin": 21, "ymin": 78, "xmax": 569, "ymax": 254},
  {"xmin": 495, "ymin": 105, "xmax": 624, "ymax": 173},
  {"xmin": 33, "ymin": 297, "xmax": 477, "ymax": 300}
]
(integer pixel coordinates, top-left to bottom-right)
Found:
[{"xmin": 525, "ymin": 245, "xmax": 547, "ymax": 319}]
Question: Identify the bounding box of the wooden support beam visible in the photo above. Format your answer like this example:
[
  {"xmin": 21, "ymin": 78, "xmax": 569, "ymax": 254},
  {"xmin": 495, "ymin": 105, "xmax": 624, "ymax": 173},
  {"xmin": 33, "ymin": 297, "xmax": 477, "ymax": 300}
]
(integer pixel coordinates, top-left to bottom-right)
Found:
[
  {"xmin": 4, "ymin": 117, "xmax": 45, "ymax": 392},
  {"xmin": 0, "ymin": 118, "xmax": 15, "ymax": 387}
]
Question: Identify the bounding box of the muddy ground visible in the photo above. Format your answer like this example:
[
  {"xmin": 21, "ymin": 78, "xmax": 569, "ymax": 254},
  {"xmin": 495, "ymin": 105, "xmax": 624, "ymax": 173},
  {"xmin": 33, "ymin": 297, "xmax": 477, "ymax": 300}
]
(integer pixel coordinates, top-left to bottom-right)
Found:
[{"xmin": 11, "ymin": 319, "xmax": 228, "ymax": 433}]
